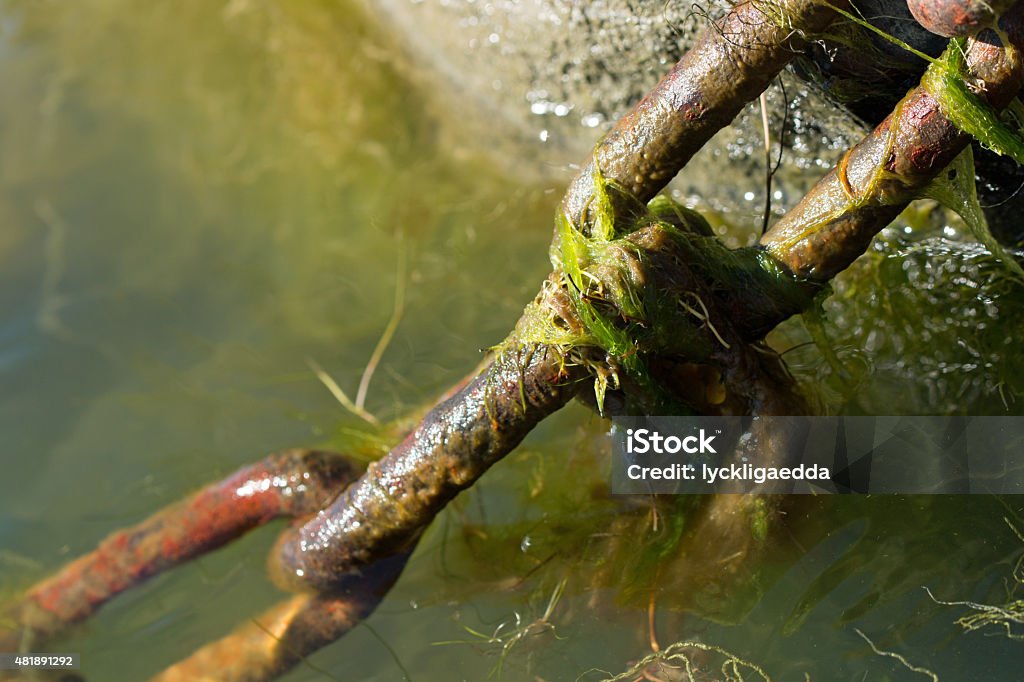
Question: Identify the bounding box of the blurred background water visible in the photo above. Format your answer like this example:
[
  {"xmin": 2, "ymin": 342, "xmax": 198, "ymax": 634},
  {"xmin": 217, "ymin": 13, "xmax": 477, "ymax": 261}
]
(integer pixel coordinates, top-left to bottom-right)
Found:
[{"xmin": 1, "ymin": 1, "xmax": 1023, "ymax": 680}]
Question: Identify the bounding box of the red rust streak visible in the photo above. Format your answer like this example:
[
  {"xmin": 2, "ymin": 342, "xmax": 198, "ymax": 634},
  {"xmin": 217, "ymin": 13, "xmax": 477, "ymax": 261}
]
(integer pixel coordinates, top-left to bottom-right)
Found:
[{"xmin": 5, "ymin": 449, "xmax": 356, "ymax": 646}]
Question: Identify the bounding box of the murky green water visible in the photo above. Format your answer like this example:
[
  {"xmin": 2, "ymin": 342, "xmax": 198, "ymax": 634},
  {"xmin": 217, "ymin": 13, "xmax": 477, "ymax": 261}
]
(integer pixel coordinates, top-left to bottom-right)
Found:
[{"xmin": 2, "ymin": 1, "xmax": 1023, "ymax": 680}]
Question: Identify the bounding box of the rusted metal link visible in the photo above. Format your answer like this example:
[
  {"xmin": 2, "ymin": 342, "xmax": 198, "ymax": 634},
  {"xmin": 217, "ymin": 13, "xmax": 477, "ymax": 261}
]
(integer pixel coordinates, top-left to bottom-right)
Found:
[
  {"xmin": 153, "ymin": 345, "xmax": 580, "ymax": 680},
  {"xmin": 562, "ymin": 0, "xmax": 846, "ymax": 233},
  {"xmin": 2, "ymin": 449, "xmax": 356, "ymax": 649},
  {"xmin": 271, "ymin": 344, "xmax": 585, "ymax": 594},
  {"xmin": 254, "ymin": 0, "xmax": 847, "ymax": 601},
  {"xmin": 761, "ymin": 3, "xmax": 1024, "ymax": 284},
  {"xmin": 151, "ymin": 558, "xmax": 405, "ymax": 682}
]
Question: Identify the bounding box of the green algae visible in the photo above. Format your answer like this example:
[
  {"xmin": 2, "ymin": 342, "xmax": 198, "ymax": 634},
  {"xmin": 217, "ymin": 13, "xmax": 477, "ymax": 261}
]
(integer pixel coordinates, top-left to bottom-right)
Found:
[
  {"xmin": 922, "ymin": 38, "xmax": 1024, "ymax": 165},
  {"xmin": 922, "ymin": 146, "xmax": 1024, "ymax": 282},
  {"xmin": 512, "ymin": 164, "xmax": 814, "ymax": 414}
]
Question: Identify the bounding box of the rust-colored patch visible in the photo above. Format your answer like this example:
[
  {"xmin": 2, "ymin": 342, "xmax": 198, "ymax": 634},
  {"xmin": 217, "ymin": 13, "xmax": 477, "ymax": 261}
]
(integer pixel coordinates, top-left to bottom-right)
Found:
[
  {"xmin": 680, "ymin": 100, "xmax": 707, "ymax": 121},
  {"xmin": 11, "ymin": 450, "xmax": 355, "ymax": 640}
]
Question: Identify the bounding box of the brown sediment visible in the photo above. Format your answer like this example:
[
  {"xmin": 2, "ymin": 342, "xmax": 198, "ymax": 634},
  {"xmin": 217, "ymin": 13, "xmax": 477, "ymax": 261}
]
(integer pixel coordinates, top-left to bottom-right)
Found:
[
  {"xmin": 2, "ymin": 449, "xmax": 355, "ymax": 648},
  {"xmin": 760, "ymin": 4, "xmax": 1024, "ymax": 283},
  {"xmin": 271, "ymin": 343, "xmax": 586, "ymax": 594},
  {"xmin": 562, "ymin": 0, "xmax": 847, "ymax": 233}
]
